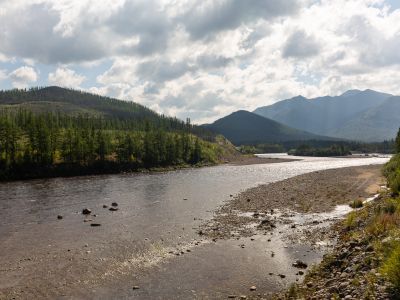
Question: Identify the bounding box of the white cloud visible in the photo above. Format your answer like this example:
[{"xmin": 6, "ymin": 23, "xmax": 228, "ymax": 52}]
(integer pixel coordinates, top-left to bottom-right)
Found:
[
  {"xmin": 1, "ymin": 0, "xmax": 400, "ymax": 122},
  {"xmin": 8, "ymin": 66, "xmax": 38, "ymax": 88},
  {"xmin": 48, "ymin": 67, "xmax": 85, "ymax": 88}
]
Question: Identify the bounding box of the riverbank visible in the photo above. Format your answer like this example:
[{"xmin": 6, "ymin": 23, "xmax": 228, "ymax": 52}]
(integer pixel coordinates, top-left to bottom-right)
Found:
[
  {"xmin": 198, "ymin": 164, "xmax": 392, "ymax": 299},
  {"xmin": 200, "ymin": 165, "xmax": 384, "ymax": 240},
  {"xmin": 0, "ymin": 154, "xmax": 294, "ymax": 183},
  {"xmin": 274, "ymin": 191, "xmax": 398, "ymax": 299},
  {"xmin": 0, "ymin": 158, "xmax": 390, "ymax": 299}
]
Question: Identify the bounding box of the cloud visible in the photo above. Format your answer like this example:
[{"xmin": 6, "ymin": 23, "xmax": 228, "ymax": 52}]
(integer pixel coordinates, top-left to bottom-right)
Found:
[
  {"xmin": 9, "ymin": 66, "xmax": 38, "ymax": 88},
  {"xmin": 1, "ymin": 0, "xmax": 400, "ymax": 123},
  {"xmin": 0, "ymin": 3, "xmax": 111, "ymax": 64},
  {"xmin": 181, "ymin": 0, "xmax": 301, "ymax": 39},
  {"xmin": 282, "ymin": 30, "xmax": 321, "ymax": 58},
  {"xmin": 48, "ymin": 67, "xmax": 85, "ymax": 88}
]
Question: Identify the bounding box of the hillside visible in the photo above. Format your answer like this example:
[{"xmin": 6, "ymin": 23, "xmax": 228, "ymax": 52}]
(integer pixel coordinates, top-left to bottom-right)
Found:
[
  {"xmin": 204, "ymin": 110, "xmax": 332, "ymax": 145},
  {"xmin": 0, "ymin": 86, "xmax": 215, "ymax": 139},
  {"xmin": 0, "ymin": 86, "xmax": 156, "ymax": 119},
  {"xmin": 0, "ymin": 87, "xmax": 240, "ymax": 181},
  {"xmin": 253, "ymin": 89, "xmax": 395, "ymax": 141}
]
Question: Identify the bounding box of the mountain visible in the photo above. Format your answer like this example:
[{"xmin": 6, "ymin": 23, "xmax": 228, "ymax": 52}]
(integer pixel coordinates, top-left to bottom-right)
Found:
[
  {"xmin": 253, "ymin": 89, "xmax": 395, "ymax": 141},
  {"xmin": 329, "ymin": 96, "xmax": 400, "ymax": 142},
  {"xmin": 204, "ymin": 110, "xmax": 333, "ymax": 145}
]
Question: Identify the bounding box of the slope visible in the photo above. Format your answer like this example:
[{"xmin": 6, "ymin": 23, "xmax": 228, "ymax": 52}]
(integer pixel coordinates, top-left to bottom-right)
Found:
[{"xmin": 204, "ymin": 110, "xmax": 333, "ymax": 145}]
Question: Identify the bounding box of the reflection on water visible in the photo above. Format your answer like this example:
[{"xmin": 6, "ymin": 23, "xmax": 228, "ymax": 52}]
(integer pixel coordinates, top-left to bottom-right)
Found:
[
  {"xmin": 0, "ymin": 155, "xmax": 390, "ymax": 298},
  {"xmin": 0, "ymin": 155, "xmax": 389, "ymax": 243}
]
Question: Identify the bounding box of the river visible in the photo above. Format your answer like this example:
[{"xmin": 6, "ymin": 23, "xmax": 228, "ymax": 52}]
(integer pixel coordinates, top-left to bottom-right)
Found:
[{"xmin": 0, "ymin": 155, "xmax": 390, "ymax": 299}]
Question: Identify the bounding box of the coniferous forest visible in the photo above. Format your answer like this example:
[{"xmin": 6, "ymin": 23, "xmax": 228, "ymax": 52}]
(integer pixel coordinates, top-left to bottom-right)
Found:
[{"xmin": 0, "ymin": 87, "xmax": 234, "ymax": 180}]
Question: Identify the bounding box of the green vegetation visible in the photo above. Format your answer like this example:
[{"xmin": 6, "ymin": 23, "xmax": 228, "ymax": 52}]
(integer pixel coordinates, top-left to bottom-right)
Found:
[
  {"xmin": 349, "ymin": 199, "xmax": 364, "ymax": 209},
  {"xmin": 288, "ymin": 144, "xmax": 351, "ymax": 157},
  {"xmin": 0, "ymin": 87, "xmax": 235, "ymax": 180},
  {"xmin": 238, "ymin": 143, "xmax": 285, "ymax": 154},
  {"xmin": 382, "ymin": 242, "xmax": 400, "ymax": 290},
  {"xmin": 239, "ymin": 140, "xmax": 394, "ymax": 155}
]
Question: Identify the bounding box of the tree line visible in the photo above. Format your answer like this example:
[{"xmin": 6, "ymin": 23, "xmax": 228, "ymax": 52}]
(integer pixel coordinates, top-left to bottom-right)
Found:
[{"xmin": 0, "ymin": 109, "xmax": 220, "ymax": 180}]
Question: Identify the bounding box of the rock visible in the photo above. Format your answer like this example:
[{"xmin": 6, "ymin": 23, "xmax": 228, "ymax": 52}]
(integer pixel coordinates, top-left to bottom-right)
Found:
[
  {"xmin": 249, "ymin": 286, "xmax": 257, "ymax": 291},
  {"xmin": 82, "ymin": 208, "xmax": 92, "ymax": 215},
  {"xmin": 279, "ymin": 274, "xmax": 286, "ymax": 279},
  {"xmin": 103, "ymin": 205, "xmax": 108, "ymax": 208},
  {"xmin": 228, "ymin": 295, "xmax": 236, "ymax": 299},
  {"xmin": 183, "ymin": 198, "xmax": 188, "ymax": 201},
  {"xmin": 111, "ymin": 202, "xmax": 118, "ymax": 207},
  {"xmin": 109, "ymin": 207, "xmax": 118, "ymax": 212},
  {"xmin": 198, "ymin": 230, "xmax": 204, "ymax": 235},
  {"xmin": 132, "ymin": 286, "xmax": 140, "ymax": 290},
  {"xmin": 365, "ymin": 244, "xmax": 374, "ymax": 252},
  {"xmin": 240, "ymin": 296, "xmax": 247, "ymax": 299},
  {"xmin": 298, "ymin": 271, "xmax": 304, "ymax": 275},
  {"xmin": 292, "ymin": 260, "xmax": 308, "ymax": 269},
  {"xmin": 306, "ymin": 282, "xmax": 313, "ymax": 288},
  {"xmin": 90, "ymin": 223, "xmax": 101, "ymax": 227},
  {"xmin": 57, "ymin": 215, "xmax": 63, "ymax": 220}
]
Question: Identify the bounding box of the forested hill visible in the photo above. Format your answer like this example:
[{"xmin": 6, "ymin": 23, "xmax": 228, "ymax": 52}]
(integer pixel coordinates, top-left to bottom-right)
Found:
[
  {"xmin": 0, "ymin": 86, "xmax": 212, "ymax": 138},
  {"xmin": 0, "ymin": 87, "xmax": 237, "ymax": 181}
]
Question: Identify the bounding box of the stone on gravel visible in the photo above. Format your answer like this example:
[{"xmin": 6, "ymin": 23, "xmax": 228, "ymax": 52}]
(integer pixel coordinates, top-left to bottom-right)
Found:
[
  {"xmin": 109, "ymin": 207, "xmax": 118, "ymax": 212},
  {"xmin": 82, "ymin": 208, "xmax": 92, "ymax": 215},
  {"xmin": 111, "ymin": 202, "xmax": 118, "ymax": 207},
  {"xmin": 57, "ymin": 215, "xmax": 63, "ymax": 220},
  {"xmin": 292, "ymin": 260, "xmax": 308, "ymax": 269},
  {"xmin": 249, "ymin": 286, "xmax": 257, "ymax": 291}
]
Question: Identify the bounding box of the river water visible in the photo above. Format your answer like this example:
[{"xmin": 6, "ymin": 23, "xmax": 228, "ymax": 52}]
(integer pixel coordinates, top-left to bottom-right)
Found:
[{"xmin": 0, "ymin": 155, "xmax": 390, "ymax": 299}]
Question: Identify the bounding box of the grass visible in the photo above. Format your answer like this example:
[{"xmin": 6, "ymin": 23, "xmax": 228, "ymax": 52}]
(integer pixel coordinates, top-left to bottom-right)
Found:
[
  {"xmin": 350, "ymin": 199, "xmax": 364, "ymax": 208},
  {"xmin": 382, "ymin": 242, "xmax": 400, "ymax": 291}
]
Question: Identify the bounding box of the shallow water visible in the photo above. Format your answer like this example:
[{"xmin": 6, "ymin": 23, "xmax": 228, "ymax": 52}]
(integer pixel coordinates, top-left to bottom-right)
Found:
[{"xmin": 0, "ymin": 155, "xmax": 390, "ymax": 298}]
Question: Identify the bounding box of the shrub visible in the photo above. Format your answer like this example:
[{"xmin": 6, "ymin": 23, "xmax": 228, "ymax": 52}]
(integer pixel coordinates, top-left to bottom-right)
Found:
[
  {"xmin": 350, "ymin": 199, "xmax": 364, "ymax": 209},
  {"xmin": 345, "ymin": 211, "xmax": 358, "ymax": 229}
]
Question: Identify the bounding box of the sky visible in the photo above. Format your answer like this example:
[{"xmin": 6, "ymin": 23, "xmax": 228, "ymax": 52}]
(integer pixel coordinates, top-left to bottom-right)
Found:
[{"xmin": 0, "ymin": 0, "xmax": 400, "ymax": 124}]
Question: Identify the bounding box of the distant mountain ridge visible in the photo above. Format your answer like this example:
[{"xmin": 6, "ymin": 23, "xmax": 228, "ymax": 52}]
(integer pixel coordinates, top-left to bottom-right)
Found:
[
  {"xmin": 253, "ymin": 89, "xmax": 398, "ymax": 141},
  {"xmin": 203, "ymin": 110, "xmax": 335, "ymax": 145}
]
